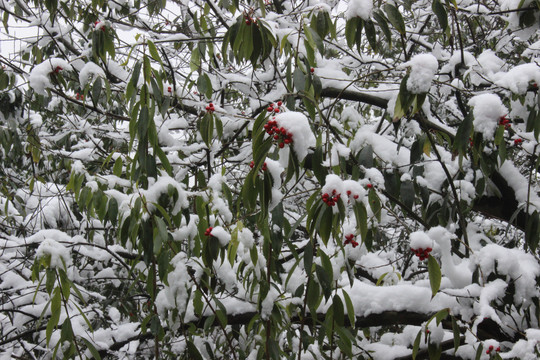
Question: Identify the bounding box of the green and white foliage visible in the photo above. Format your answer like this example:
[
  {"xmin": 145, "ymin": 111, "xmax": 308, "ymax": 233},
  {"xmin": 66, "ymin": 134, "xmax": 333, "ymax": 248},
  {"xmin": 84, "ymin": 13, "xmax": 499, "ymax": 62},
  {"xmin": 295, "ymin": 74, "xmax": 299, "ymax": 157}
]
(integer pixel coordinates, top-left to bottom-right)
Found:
[{"xmin": 0, "ymin": 0, "xmax": 539, "ymax": 359}]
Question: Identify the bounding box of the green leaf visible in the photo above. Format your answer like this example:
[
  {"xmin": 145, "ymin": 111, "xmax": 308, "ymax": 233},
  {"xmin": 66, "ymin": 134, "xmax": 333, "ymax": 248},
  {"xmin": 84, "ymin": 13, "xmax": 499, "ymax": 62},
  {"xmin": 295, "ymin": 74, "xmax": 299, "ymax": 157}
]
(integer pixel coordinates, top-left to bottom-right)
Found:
[
  {"xmin": 452, "ymin": 316, "xmax": 461, "ymax": 353},
  {"xmin": 197, "ymin": 73, "xmax": 213, "ymax": 99},
  {"xmin": 147, "ymin": 40, "xmax": 163, "ymax": 66},
  {"xmin": 294, "ymin": 68, "xmax": 305, "ymax": 92},
  {"xmin": 332, "ymin": 295, "xmax": 345, "ymax": 326},
  {"xmin": 428, "ymin": 255, "xmax": 441, "ymax": 298},
  {"xmin": 412, "ymin": 330, "xmax": 422, "ymax": 360},
  {"xmin": 384, "ymin": 3, "xmax": 406, "ymax": 34},
  {"xmin": 316, "ymin": 264, "xmax": 332, "ymax": 300},
  {"xmin": 81, "ymin": 338, "xmax": 102, "ymax": 360},
  {"xmin": 342, "ymin": 290, "xmax": 356, "ymax": 327},
  {"xmin": 187, "ymin": 340, "xmax": 204, "ymax": 360},
  {"xmin": 432, "ymin": 0, "xmax": 448, "ymax": 31}
]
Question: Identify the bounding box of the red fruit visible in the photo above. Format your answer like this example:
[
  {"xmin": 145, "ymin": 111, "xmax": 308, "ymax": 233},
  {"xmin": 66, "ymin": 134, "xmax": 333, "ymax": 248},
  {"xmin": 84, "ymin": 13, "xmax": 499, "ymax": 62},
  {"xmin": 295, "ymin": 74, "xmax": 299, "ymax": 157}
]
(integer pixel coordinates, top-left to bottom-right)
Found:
[
  {"xmin": 332, "ymin": 190, "xmax": 336, "ymax": 195},
  {"xmin": 351, "ymin": 240, "xmax": 359, "ymax": 248},
  {"xmin": 267, "ymin": 106, "xmax": 273, "ymax": 112},
  {"xmin": 353, "ymin": 194, "xmax": 359, "ymax": 199},
  {"xmin": 486, "ymin": 350, "xmax": 490, "ymax": 354},
  {"xmin": 514, "ymin": 138, "xmax": 522, "ymax": 145},
  {"xmin": 274, "ymin": 108, "xmax": 280, "ymax": 113},
  {"xmin": 279, "ymin": 142, "xmax": 285, "ymax": 148},
  {"xmin": 496, "ymin": 347, "xmax": 500, "ymax": 352},
  {"xmin": 168, "ymin": 86, "xmax": 172, "ymax": 93},
  {"xmin": 489, "ymin": 346, "xmax": 494, "ymax": 351},
  {"xmin": 54, "ymin": 66, "xmax": 63, "ymax": 73},
  {"xmin": 367, "ymin": 183, "xmax": 373, "ymax": 189},
  {"xmin": 346, "ymin": 190, "xmax": 352, "ymax": 196},
  {"xmin": 426, "ymin": 247, "xmax": 432, "ymax": 252},
  {"xmin": 262, "ymin": 162, "xmax": 267, "ymax": 171},
  {"xmin": 249, "ymin": 161, "xmax": 254, "ymax": 168},
  {"xmin": 283, "ymin": 139, "xmax": 291, "ymax": 144},
  {"xmin": 277, "ymin": 101, "xmax": 282, "ymax": 106},
  {"xmin": 310, "ymin": 67, "xmax": 314, "ymax": 73}
]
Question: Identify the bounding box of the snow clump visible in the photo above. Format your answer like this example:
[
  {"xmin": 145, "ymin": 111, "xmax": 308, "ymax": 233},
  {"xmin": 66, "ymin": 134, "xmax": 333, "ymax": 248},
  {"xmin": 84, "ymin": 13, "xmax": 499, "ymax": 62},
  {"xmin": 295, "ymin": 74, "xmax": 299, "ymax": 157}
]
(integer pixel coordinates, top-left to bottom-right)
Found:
[
  {"xmin": 403, "ymin": 54, "xmax": 439, "ymax": 94},
  {"xmin": 274, "ymin": 112, "xmax": 315, "ymax": 161},
  {"xmin": 29, "ymin": 58, "xmax": 73, "ymax": 95},
  {"xmin": 36, "ymin": 238, "xmax": 71, "ymax": 269},
  {"xmin": 468, "ymin": 93, "xmax": 507, "ymax": 140},
  {"xmin": 345, "ymin": 0, "xmax": 373, "ymax": 20},
  {"xmin": 79, "ymin": 61, "xmax": 106, "ymax": 87},
  {"xmin": 409, "ymin": 231, "xmax": 432, "ymax": 250}
]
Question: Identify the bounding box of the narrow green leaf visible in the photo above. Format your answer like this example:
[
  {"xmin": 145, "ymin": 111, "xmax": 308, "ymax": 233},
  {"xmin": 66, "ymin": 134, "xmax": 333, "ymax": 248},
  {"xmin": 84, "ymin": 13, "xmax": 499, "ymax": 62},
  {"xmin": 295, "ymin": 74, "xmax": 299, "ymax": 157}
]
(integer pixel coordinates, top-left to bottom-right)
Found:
[
  {"xmin": 384, "ymin": 3, "xmax": 406, "ymax": 34},
  {"xmin": 428, "ymin": 255, "xmax": 441, "ymax": 298}
]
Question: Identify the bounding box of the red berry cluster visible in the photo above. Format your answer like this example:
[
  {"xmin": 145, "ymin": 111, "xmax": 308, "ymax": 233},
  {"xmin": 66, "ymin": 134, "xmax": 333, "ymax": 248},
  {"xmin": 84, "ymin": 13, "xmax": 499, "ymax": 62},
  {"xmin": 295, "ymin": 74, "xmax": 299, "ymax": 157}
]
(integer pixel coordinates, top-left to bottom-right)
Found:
[
  {"xmin": 322, "ymin": 190, "xmax": 340, "ymax": 206},
  {"xmin": 167, "ymin": 86, "xmax": 172, "ymax": 93},
  {"xmin": 411, "ymin": 247, "xmax": 432, "ymax": 261},
  {"xmin": 244, "ymin": 13, "xmax": 257, "ymax": 26},
  {"xmin": 249, "ymin": 161, "xmax": 267, "ymax": 171},
  {"xmin": 94, "ymin": 21, "xmax": 106, "ymax": 32},
  {"xmin": 75, "ymin": 93, "xmax": 84, "ymax": 100},
  {"xmin": 53, "ymin": 66, "xmax": 63, "ymax": 74},
  {"xmin": 263, "ymin": 119, "xmax": 293, "ymax": 148},
  {"xmin": 205, "ymin": 103, "xmax": 215, "ymax": 113},
  {"xmin": 267, "ymin": 101, "xmax": 282, "ymax": 113},
  {"xmin": 346, "ymin": 190, "xmax": 359, "ymax": 200},
  {"xmin": 514, "ymin": 138, "xmax": 523, "ymax": 145},
  {"xmin": 486, "ymin": 345, "xmax": 501, "ymax": 355},
  {"xmin": 204, "ymin": 227, "xmax": 213, "ymax": 236},
  {"xmin": 344, "ymin": 234, "xmax": 359, "ymax": 248},
  {"xmin": 499, "ymin": 116, "xmax": 511, "ymax": 129},
  {"xmin": 310, "ymin": 67, "xmax": 314, "ymax": 73}
]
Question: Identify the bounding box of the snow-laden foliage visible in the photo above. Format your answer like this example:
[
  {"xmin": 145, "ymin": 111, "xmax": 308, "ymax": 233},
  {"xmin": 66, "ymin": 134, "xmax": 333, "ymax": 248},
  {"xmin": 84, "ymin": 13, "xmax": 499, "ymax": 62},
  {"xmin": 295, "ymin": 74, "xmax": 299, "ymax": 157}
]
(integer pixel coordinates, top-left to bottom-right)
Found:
[{"xmin": 0, "ymin": 0, "xmax": 539, "ymax": 359}]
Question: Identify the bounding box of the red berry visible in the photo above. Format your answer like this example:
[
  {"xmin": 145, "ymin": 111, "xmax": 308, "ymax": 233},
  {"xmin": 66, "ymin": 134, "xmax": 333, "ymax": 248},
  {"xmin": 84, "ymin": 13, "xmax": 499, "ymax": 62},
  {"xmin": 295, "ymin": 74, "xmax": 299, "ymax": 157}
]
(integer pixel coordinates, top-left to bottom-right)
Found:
[
  {"xmin": 279, "ymin": 142, "xmax": 285, "ymax": 148},
  {"xmin": 274, "ymin": 108, "xmax": 280, "ymax": 113},
  {"xmin": 310, "ymin": 67, "xmax": 314, "ymax": 73},
  {"xmin": 249, "ymin": 161, "xmax": 254, "ymax": 168},
  {"xmin": 262, "ymin": 162, "xmax": 267, "ymax": 171},
  {"xmin": 367, "ymin": 184, "xmax": 373, "ymax": 189},
  {"xmin": 267, "ymin": 106, "xmax": 273, "ymax": 112},
  {"xmin": 353, "ymin": 194, "xmax": 359, "ymax": 199},
  {"xmin": 283, "ymin": 139, "xmax": 291, "ymax": 144},
  {"xmin": 351, "ymin": 240, "xmax": 359, "ymax": 248},
  {"xmin": 277, "ymin": 101, "xmax": 282, "ymax": 106},
  {"xmin": 168, "ymin": 86, "xmax": 172, "ymax": 92},
  {"xmin": 496, "ymin": 347, "xmax": 500, "ymax": 352},
  {"xmin": 514, "ymin": 138, "xmax": 522, "ymax": 145},
  {"xmin": 54, "ymin": 66, "xmax": 62, "ymax": 73}
]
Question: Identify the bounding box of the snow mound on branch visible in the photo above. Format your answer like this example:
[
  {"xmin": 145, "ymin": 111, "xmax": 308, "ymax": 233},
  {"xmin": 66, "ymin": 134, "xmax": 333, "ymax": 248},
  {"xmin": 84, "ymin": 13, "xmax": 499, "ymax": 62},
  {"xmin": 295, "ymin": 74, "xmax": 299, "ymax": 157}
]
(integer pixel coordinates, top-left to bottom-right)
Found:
[
  {"xmin": 36, "ymin": 238, "xmax": 71, "ymax": 269},
  {"xmin": 274, "ymin": 112, "xmax": 315, "ymax": 161},
  {"xmin": 345, "ymin": 0, "xmax": 373, "ymax": 20},
  {"xmin": 29, "ymin": 58, "xmax": 73, "ymax": 95},
  {"xmin": 409, "ymin": 231, "xmax": 432, "ymax": 249},
  {"xmin": 79, "ymin": 61, "xmax": 106, "ymax": 87},
  {"xmin": 402, "ymin": 54, "xmax": 438, "ymax": 94},
  {"xmin": 143, "ymin": 175, "xmax": 189, "ymax": 215},
  {"xmin": 210, "ymin": 226, "xmax": 231, "ymax": 247},
  {"xmin": 493, "ymin": 63, "xmax": 540, "ymax": 94},
  {"xmin": 468, "ymin": 93, "xmax": 507, "ymax": 140},
  {"xmin": 473, "ymin": 244, "xmax": 540, "ymax": 304}
]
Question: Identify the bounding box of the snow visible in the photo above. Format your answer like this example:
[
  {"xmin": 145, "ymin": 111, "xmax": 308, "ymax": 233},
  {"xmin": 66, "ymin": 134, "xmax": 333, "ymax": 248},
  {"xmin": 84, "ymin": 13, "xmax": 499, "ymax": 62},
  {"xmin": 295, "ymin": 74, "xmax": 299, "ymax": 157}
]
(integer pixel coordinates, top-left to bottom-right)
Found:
[
  {"xmin": 79, "ymin": 61, "xmax": 106, "ymax": 87},
  {"xmin": 345, "ymin": 0, "xmax": 373, "ymax": 20},
  {"xmin": 402, "ymin": 54, "xmax": 439, "ymax": 94},
  {"xmin": 409, "ymin": 231, "xmax": 432, "ymax": 249},
  {"xmin": 274, "ymin": 112, "xmax": 315, "ymax": 161},
  {"xmin": 468, "ymin": 93, "xmax": 507, "ymax": 140},
  {"xmin": 210, "ymin": 226, "xmax": 231, "ymax": 247},
  {"xmin": 494, "ymin": 63, "xmax": 540, "ymax": 94},
  {"xmin": 29, "ymin": 58, "xmax": 73, "ymax": 95},
  {"xmin": 35, "ymin": 238, "xmax": 71, "ymax": 269}
]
